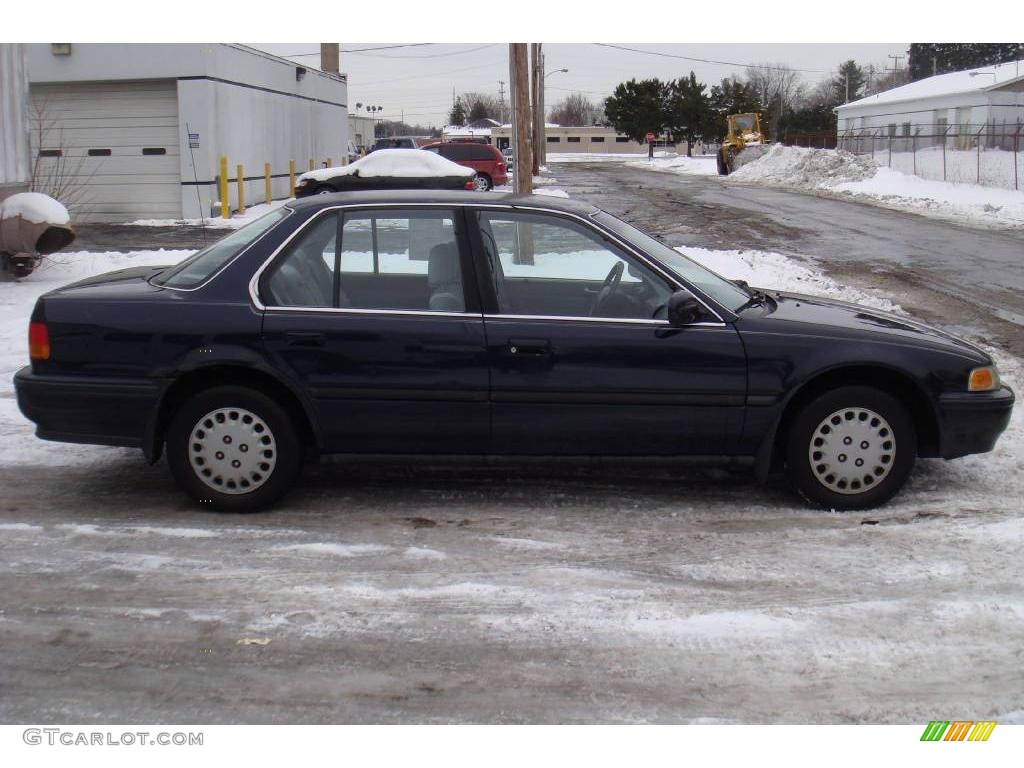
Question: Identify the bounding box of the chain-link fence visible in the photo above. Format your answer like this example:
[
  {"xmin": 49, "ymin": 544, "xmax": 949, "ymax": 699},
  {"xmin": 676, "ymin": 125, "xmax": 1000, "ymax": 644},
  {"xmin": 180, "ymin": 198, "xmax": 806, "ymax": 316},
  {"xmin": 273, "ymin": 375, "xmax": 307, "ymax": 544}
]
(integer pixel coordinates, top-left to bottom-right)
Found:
[{"xmin": 838, "ymin": 122, "xmax": 1024, "ymax": 190}]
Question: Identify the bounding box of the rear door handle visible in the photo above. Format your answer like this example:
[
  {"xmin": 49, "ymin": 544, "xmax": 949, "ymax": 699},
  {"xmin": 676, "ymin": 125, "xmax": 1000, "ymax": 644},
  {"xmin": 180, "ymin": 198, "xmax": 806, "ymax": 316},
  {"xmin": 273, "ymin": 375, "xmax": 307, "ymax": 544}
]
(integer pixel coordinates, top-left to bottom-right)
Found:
[
  {"xmin": 506, "ymin": 338, "xmax": 551, "ymax": 356},
  {"xmin": 285, "ymin": 331, "xmax": 326, "ymax": 347}
]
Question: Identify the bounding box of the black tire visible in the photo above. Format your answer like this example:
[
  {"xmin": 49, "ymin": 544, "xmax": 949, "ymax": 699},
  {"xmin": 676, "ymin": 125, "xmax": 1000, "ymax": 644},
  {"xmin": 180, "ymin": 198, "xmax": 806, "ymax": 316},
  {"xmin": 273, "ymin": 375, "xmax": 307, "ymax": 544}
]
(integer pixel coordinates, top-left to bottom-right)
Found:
[
  {"xmin": 785, "ymin": 386, "xmax": 916, "ymax": 510},
  {"xmin": 717, "ymin": 151, "xmax": 729, "ymax": 176},
  {"xmin": 166, "ymin": 386, "xmax": 303, "ymax": 512},
  {"xmin": 315, "ymin": 185, "xmax": 336, "ymax": 195}
]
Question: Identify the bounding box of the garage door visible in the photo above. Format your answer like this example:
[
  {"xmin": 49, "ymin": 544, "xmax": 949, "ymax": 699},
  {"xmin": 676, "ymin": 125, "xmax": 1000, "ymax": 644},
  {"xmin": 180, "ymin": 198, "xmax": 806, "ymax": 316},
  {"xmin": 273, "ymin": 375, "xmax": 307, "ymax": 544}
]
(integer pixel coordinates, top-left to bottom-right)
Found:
[{"xmin": 30, "ymin": 80, "xmax": 180, "ymax": 222}]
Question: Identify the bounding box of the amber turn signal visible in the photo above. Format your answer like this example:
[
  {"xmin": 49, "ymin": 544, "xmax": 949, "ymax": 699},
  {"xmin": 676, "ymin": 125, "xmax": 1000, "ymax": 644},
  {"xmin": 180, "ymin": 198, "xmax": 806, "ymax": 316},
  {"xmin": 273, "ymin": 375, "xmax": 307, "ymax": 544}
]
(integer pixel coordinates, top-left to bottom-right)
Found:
[
  {"xmin": 28, "ymin": 322, "xmax": 50, "ymax": 360},
  {"xmin": 968, "ymin": 366, "xmax": 998, "ymax": 392}
]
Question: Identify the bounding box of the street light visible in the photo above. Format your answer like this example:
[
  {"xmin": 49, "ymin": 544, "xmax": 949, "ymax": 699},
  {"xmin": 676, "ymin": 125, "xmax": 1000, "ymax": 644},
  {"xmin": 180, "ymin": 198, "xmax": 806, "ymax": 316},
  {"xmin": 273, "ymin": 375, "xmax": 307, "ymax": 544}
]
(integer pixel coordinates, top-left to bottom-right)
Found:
[
  {"xmin": 968, "ymin": 71, "xmax": 997, "ymax": 80},
  {"xmin": 545, "ymin": 68, "xmax": 568, "ymax": 80}
]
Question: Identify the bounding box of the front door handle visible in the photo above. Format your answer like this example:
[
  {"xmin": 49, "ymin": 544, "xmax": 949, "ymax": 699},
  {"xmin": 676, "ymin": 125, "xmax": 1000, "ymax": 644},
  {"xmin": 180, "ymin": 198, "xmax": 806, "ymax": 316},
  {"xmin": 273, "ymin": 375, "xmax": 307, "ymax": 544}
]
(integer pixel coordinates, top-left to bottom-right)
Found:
[
  {"xmin": 506, "ymin": 338, "xmax": 551, "ymax": 356},
  {"xmin": 285, "ymin": 331, "xmax": 326, "ymax": 347}
]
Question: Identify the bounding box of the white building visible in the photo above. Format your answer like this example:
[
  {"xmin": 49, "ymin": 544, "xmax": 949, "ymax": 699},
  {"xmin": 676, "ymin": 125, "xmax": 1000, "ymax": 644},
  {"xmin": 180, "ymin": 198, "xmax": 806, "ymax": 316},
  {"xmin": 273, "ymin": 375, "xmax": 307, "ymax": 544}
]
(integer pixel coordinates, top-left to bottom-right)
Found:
[
  {"xmin": 0, "ymin": 44, "xmax": 31, "ymax": 200},
  {"xmin": 836, "ymin": 59, "xmax": 1024, "ymax": 149},
  {"xmin": 26, "ymin": 43, "xmax": 349, "ymax": 222}
]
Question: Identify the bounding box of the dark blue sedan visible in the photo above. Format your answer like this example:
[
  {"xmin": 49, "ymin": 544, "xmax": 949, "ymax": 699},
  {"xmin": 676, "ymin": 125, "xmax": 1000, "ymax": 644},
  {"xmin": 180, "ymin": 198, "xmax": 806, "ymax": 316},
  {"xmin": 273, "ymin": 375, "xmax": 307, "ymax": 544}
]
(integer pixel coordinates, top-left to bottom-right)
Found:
[{"xmin": 14, "ymin": 191, "xmax": 1014, "ymax": 511}]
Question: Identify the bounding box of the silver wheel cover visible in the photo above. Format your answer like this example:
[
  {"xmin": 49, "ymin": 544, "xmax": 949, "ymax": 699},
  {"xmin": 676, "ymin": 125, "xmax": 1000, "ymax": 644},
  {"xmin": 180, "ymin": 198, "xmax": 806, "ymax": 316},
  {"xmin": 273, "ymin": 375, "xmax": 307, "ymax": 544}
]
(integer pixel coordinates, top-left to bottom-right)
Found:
[
  {"xmin": 473, "ymin": 175, "xmax": 489, "ymax": 191},
  {"xmin": 808, "ymin": 407, "xmax": 895, "ymax": 495},
  {"xmin": 188, "ymin": 408, "xmax": 277, "ymax": 495}
]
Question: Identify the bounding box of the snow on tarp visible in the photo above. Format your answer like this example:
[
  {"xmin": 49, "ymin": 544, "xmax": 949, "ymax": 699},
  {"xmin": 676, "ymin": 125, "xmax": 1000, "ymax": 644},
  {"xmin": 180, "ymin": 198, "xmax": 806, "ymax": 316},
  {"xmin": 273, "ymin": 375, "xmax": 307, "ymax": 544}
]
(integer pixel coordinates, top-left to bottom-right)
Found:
[
  {"xmin": 298, "ymin": 149, "xmax": 474, "ymax": 183},
  {"xmin": 0, "ymin": 192, "xmax": 70, "ymax": 226}
]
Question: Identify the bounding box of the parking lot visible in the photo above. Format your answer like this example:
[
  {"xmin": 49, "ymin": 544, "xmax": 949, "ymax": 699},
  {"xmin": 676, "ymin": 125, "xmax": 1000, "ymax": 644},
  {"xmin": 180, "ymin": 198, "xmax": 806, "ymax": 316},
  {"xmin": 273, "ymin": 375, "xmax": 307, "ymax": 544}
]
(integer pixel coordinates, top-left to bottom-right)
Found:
[{"xmin": 1, "ymin": 162, "xmax": 1022, "ymax": 723}]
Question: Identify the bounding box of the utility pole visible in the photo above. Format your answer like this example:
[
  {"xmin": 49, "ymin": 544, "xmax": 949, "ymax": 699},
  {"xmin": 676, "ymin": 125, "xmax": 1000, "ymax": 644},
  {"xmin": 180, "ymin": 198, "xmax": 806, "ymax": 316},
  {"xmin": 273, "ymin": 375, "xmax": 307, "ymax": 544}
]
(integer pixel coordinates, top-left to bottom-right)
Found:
[
  {"xmin": 539, "ymin": 48, "xmax": 547, "ymax": 168},
  {"xmin": 530, "ymin": 43, "xmax": 543, "ymax": 176},
  {"xmin": 498, "ymin": 80, "xmax": 506, "ymax": 125},
  {"xmin": 509, "ymin": 44, "xmax": 533, "ymax": 194}
]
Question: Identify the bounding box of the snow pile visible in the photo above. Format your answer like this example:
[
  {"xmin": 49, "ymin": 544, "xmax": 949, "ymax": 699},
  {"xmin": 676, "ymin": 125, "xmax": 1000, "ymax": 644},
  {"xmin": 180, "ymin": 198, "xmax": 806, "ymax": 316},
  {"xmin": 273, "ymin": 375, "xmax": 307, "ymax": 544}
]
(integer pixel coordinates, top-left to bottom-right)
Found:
[
  {"xmin": 729, "ymin": 145, "xmax": 879, "ymax": 186},
  {"xmin": 0, "ymin": 192, "xmax": 70, "ymax": 225},
  {"xmin": 728, "ymin": 145, "xmax": 1024, "ymax": 230},
  {"xmin": 298, "ymin": 149, "xmax": 473, "ymax": 183},
  {"xmin": 833, "ymin": 168, "xmax": 1024, "ymax": 229},
  {"xmin": 680, "ymin": 246, "xmax": 901, "ymax": 314},
  {"xmin": 532, "ymin": 187, "xmax": 570, "ymax": 199},
  {"xmin": 629, "ymin": 155, "xmax": 717, "ymax": 177}
]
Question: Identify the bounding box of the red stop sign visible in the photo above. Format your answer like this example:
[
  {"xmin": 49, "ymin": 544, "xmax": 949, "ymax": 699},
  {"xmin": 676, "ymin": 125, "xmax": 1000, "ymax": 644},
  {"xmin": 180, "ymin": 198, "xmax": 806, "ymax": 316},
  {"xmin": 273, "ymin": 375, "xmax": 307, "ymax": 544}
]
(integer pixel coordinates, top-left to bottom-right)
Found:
[{"xmin": 645, "ymin": 132, "xmax": 655, "ymax": 142}]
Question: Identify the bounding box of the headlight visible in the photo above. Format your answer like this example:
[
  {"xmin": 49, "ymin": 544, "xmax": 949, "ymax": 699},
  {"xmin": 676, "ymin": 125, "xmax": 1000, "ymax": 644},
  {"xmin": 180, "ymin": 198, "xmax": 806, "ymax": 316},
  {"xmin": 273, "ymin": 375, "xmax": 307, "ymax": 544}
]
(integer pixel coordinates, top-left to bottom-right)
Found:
[{"xmin": 968, "ymin": 365, "xmax": 1000, "ymax": 392}]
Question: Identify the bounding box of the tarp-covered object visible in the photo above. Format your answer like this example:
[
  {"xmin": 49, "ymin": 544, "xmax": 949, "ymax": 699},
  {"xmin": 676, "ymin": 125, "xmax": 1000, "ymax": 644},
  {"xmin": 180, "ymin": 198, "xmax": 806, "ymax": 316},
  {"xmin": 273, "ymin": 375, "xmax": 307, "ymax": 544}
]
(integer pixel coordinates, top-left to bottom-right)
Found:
[{"xmin": 0, "ymin": 193, "xmax": 75, "ymax": 255}]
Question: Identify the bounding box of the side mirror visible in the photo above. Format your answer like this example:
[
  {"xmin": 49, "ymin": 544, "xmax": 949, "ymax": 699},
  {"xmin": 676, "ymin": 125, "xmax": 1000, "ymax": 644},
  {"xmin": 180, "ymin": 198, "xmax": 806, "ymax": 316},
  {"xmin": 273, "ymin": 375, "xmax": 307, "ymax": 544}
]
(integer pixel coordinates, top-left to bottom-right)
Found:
[{"xmin": 667, "ymin": 290, "xmax": 706, "ymax": 327}]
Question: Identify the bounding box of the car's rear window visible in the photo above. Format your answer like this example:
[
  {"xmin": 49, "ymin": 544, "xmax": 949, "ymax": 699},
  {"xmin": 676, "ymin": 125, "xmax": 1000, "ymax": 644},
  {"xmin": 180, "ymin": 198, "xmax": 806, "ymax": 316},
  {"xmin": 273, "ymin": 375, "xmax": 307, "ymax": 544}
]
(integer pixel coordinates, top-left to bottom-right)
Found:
[{"xmin": 152, "ymin": 208, "xmax": 290, "ymax": 289}]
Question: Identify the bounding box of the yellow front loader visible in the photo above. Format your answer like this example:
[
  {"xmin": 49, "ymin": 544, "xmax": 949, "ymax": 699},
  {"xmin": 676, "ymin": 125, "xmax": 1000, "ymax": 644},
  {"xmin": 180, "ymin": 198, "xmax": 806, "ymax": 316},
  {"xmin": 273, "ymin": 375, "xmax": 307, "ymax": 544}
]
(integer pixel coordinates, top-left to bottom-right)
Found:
[{"xmin": 717, "ymin": 112, "xmax": 769, "ymax": 175}]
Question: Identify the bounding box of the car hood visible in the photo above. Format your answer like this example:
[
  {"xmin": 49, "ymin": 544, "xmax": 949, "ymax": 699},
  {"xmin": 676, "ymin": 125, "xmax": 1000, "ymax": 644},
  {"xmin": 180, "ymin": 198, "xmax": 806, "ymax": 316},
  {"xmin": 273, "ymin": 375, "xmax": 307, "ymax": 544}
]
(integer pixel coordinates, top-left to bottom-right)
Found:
[{"xmin": 744, "ymin": 289, "xmax": 988, "ymax": 362}]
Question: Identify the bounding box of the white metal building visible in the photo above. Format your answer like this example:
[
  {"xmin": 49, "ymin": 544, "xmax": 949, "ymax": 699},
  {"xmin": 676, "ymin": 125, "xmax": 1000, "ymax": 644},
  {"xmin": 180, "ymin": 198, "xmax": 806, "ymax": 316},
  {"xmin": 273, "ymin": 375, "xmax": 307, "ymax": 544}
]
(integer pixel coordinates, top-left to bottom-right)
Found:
[
  {"xmin": 0, "ymin": 44, "xmax": 31, "ymax": 201},
  {"xmin": 26, "ymin": 43, "xmax": 349, "ymax": 222},
  {"xmin": 836, "ymin": 59, "xmax": 1024, "ymax": 144}
]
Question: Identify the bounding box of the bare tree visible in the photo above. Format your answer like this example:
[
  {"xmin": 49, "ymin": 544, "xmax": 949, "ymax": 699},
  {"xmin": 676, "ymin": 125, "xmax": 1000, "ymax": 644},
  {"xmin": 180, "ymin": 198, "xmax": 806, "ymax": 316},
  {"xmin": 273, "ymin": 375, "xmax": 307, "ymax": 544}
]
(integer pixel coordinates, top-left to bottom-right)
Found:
[
  {"xmin": 743, "ymin": 63, "xmax": 803, "ymax": 139},
  {"xmin": 29, "ymin": 96, "xmax": 94, "ymax": 219},
  {"xmin": 548, "ymin": 93, "xmax": 603, "ymax": 127},
  {"xmin": 459, "ymin": 92, "xmax": 502, "ymax": 123}
]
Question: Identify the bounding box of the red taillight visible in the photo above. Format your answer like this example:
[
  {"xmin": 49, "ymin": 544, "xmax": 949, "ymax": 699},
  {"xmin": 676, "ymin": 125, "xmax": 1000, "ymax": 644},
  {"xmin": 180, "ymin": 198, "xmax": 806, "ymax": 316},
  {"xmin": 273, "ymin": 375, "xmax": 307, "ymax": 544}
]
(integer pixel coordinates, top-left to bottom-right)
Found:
[
  {"xmin": 464, "ymin": 179, "xmax": 476, "ymax": 190},
  {"xmin": 29, "ymin": 322, "xmax": 50, "ymax": 360}
]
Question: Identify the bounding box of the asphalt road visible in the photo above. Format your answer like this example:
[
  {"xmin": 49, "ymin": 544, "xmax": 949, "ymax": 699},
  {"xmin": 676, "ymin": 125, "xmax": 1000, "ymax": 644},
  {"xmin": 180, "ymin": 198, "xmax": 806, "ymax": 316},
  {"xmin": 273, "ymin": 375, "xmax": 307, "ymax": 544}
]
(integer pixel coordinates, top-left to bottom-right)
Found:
[{"xmin": 547, "ymin": 162, "xmax": 1024, "ymax": 356}]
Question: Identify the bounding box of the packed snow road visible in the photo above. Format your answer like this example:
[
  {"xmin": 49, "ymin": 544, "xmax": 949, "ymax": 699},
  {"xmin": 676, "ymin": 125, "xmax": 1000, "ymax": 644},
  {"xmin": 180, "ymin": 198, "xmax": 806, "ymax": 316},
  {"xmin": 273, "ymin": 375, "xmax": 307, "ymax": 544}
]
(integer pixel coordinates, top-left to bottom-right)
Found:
[
  {"xmin": 1, "ymin": 455, "xmax": 1023, "ymax": 724},
  {"xmin": 550, "ymin": 161, "xmax": 1024, "ymax": 356}
]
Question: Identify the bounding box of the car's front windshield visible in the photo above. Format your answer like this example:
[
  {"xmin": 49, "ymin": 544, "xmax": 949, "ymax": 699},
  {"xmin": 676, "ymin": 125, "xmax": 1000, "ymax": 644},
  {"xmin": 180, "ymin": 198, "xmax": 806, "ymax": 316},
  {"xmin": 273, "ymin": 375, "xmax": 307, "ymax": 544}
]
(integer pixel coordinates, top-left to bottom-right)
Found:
[
  {"xmin": 594, "ymin": 212, "xmax": 752, "ymax": 313},
  {"xmin": 153, "ymin": 207, "xmax": 290, "ymax": 289}
]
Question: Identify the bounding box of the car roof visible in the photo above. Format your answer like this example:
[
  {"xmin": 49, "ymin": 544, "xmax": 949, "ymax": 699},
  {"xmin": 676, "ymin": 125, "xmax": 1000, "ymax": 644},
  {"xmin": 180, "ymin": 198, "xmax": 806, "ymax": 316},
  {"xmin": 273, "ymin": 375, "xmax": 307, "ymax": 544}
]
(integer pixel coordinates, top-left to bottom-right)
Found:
[{"xmin": 287, "ymin": 189, "xmax": 599, "ymax": 216}]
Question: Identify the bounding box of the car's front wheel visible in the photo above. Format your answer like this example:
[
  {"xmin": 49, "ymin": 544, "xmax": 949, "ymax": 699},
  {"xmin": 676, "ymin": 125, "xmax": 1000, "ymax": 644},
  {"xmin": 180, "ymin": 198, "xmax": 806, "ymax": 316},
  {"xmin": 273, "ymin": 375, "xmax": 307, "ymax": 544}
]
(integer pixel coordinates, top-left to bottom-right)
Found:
[
  {"xmin": 473, "ymin": 173, "xmax": 493, "ymax": 191},
  {"xmin": 166, "ymin": 386, "xmax": 302, "ymax": 512},
  {"xmin": 786, "ymin": 386, "xmax": 916, "ymax": 510}
]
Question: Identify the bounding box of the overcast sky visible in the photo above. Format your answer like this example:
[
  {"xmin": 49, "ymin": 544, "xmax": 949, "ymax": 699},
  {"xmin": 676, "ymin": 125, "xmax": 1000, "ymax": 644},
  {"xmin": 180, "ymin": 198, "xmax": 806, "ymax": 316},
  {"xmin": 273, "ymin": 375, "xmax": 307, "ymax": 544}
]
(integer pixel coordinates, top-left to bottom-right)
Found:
[{"xmin": 253, "ymin": 43, "xmax": 909, "ymax": 127}]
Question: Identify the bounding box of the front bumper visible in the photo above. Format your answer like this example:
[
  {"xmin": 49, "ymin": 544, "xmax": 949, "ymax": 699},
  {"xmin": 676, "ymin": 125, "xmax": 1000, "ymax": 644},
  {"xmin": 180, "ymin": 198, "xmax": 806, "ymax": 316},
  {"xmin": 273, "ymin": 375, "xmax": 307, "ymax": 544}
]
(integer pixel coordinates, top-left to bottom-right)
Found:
[
  {"xmin": 13, "ymin": 366, "xmax": 161, "ymax": 450},
  {"xmin": 937, "ymin": 385, "xmax": 1014, "ymax": 459}
]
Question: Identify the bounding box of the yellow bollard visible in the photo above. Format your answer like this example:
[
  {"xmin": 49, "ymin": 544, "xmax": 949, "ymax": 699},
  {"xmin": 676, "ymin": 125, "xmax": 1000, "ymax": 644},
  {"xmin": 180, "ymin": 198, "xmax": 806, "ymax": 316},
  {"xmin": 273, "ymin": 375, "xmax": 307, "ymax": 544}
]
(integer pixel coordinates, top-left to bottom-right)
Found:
[
  {"xmin": 309, "ymin": 159, "xmax": 315, "ymax": 171},
  {"xmin": 236, "ymin": 164, "xmax": 245, "ymax": 215},
  {"xmin": 288, "ymin": 160, "xmax": 295, "ymax": 197},
  {"xmin": 219, "ymin": 155, "xmax": 229, "ymax": 219},
  {"xmin": 327, "ymin": 156, "xmax": 332, "ymax": 168},
  {"xmin": 264, "ymin": 162, "xmax": 272, "ymax": 206}
]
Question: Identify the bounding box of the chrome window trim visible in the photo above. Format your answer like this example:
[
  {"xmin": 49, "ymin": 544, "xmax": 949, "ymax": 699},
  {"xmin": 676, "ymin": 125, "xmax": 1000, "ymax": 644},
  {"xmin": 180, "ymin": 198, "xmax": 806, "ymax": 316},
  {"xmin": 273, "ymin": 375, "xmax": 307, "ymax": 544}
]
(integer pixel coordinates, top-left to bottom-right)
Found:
[
  {"xmin": 484, "ymin": 314, "xmax": 725, "ymax": 328},
  {"xmin": 159, "ymin": 206, "xmax": 295, "ymax": 293},
  {"xmin": 248, "ymin": 201, "xmax": 729, "ymax": 325},
  {"xmin": 264, "ymin": 305, "xmax": 480, "ymax": 319}
]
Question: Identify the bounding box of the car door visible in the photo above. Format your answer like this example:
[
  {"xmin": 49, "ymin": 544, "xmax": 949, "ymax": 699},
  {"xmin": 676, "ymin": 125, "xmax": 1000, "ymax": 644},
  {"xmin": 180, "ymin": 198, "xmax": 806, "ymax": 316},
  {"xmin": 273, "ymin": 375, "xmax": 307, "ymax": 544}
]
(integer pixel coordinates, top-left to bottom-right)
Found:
[
  {"xmin": 470, "ymin": 208, "xmax": 748, "ymax": 456},
  {"xmin": 259, "ymin": 206, "xmax": 489, "ymax": 454}
]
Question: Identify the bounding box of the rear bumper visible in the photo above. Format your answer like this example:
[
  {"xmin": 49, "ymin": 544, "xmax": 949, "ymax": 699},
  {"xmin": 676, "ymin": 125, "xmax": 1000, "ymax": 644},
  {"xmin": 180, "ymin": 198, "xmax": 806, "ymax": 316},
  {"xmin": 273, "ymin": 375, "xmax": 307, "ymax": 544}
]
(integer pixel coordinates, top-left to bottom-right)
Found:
[
  {"xmin": 936, "ymin": 385, "xmax": 1014, "ymax": 459},
  {"xmin": 13, "ymin": 366, "xmax": 160, "ymax": 450}
]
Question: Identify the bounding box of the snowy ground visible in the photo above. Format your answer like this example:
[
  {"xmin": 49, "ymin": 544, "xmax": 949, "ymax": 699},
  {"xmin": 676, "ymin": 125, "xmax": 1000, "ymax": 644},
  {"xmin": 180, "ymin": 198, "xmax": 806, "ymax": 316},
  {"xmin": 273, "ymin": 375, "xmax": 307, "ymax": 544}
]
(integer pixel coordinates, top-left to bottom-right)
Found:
[
  {"xmin": 727, "ymin": 145, "xmax": 1024, "ymax": 231},
  {"xmin": 1, "ymin": 240, "xmax": 1022, "ymax": 723},
  {"xmin": 127, "ymin": 199, "xmax": 289, "ymax": 229}
]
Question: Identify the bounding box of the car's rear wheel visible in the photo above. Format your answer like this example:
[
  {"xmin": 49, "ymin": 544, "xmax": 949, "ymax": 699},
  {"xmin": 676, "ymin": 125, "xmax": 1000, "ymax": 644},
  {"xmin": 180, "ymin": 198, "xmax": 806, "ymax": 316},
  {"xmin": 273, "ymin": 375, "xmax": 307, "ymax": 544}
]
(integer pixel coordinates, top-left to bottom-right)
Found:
[
  {"xmin": 786, "ymin": 386, "xmax": 916, "ymax": 510},
  {"xmin": 167, "ymin": 386, "xmax": 302, "ymax": 512},
  {"xmin": 473, "ymin": 173, "xmax": 493, "ymax": 191}
]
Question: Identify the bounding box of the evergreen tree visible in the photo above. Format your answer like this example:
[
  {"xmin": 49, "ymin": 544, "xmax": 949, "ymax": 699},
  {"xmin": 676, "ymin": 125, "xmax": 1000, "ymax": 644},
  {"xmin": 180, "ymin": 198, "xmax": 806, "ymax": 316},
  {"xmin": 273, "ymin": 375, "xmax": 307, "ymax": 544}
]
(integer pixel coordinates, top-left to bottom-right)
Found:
[
  {"xmin": 833, "ymin": 60, "xmax": 867, "ymax": 103},
  {"xmin": 604, "ymin": 78, "xmax": 669, "ymax": 143},
  {"xmin": 447, "ymin": 98, "xmax": 466, "ymax": 127},
  {"xmin": 665, "ymin": 72, "xmax": 712, "ymax": 157}
]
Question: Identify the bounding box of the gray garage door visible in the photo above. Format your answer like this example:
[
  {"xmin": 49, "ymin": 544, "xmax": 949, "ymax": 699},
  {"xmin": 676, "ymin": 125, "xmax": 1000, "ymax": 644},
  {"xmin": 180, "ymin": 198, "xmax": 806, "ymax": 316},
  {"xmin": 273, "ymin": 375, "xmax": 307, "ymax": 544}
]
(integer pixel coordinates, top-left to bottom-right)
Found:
[{"xmin": 30, "ymin": 80, "xmax": 181, "ymax": 222}]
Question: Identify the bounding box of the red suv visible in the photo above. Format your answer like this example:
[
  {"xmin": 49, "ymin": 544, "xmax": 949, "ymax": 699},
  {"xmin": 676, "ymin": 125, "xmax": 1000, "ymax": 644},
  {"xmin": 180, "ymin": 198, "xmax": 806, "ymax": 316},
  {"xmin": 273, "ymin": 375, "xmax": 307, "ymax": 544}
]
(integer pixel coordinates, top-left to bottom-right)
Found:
[{"xmin": 421, "ymin": 141, "xmax": 508, "ymax": 191}]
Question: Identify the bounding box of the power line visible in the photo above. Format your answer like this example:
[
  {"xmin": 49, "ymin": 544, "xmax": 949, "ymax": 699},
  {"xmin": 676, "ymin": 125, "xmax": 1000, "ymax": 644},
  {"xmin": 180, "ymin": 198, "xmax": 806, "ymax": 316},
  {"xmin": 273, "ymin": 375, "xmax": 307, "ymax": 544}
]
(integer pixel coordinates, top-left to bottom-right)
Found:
[
  {"xmin": 592, "ymin": 43, "xmax": 826, "ymax": 74},
  {"xmin": 351, "ymin": 44, "xmax": 499, "ymax": 59},
  {"xmin": 279, "ymin": 43, "xmax": 436, "ymax": 57}
]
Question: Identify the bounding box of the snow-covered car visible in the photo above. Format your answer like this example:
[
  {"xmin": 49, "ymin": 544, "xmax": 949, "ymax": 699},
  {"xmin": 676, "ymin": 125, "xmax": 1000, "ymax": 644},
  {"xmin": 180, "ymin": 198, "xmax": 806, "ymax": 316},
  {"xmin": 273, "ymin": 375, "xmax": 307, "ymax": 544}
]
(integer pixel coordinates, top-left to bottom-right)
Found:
[
  {"xmin": 12, "ymin": 192, "xmax": 1014, "ymax": 512},
  {"xmin": 294, "ymin": 149, "xmax": 476, "ymax": 197}
]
